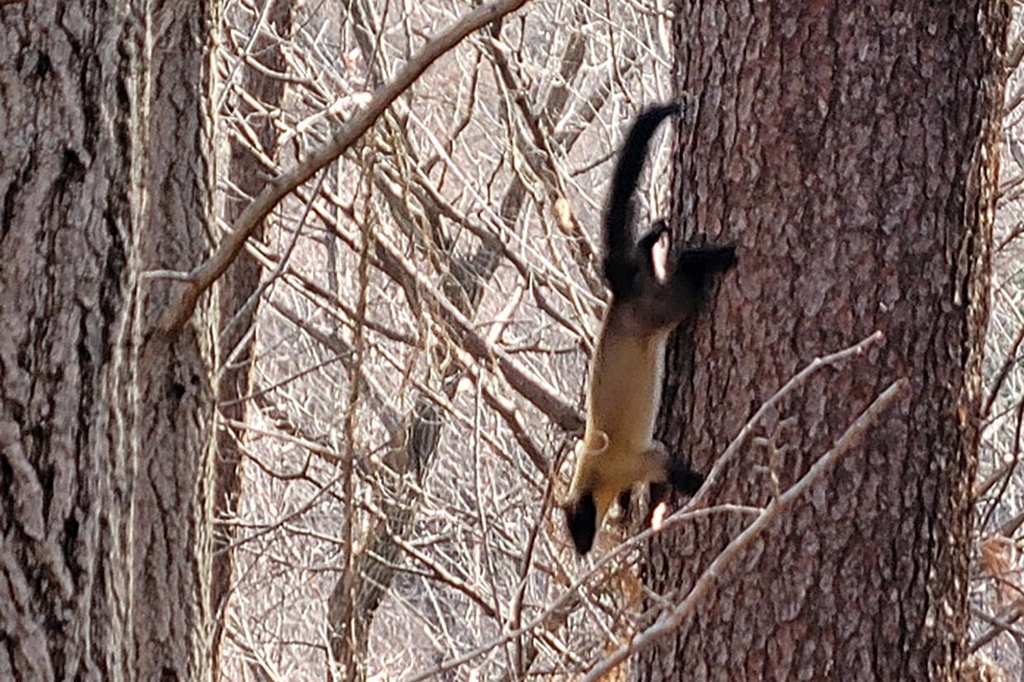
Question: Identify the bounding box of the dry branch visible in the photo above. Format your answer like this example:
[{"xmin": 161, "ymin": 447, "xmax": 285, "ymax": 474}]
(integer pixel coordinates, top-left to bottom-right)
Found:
[
  {"xmin": 157, "ymin": 0, "xmax": 531, "ymax": 333},
  {"xmin": 409, "ymin": 333, "xmax": 894, "ymax": 680},
  {"xmin": 580, "ymin": 378, "xmax": 910, "ymax": 681},
  {"xmin": 688, "ymin": 330, "xmax": 886, "ymax": 511}
]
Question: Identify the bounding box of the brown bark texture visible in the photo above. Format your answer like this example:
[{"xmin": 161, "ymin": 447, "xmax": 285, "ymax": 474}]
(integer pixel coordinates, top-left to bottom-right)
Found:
[
  {"xmin": 641, "ymin": 2, "xmax": 1007, "ymax": 680},
  {"xmin": 0, "ymin": 1, "xmax": 218, "ymax": 680}
]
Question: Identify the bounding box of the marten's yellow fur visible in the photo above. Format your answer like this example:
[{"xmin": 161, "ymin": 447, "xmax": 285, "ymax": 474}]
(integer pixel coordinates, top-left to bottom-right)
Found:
[{"xmin": 562, "ymin": 104, "xmax": 735, "ymax": 555}]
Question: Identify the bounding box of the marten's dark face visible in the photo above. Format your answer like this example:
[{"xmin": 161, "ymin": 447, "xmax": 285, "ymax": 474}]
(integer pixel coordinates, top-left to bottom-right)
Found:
[{"xmin": 564, "ymin": 493, "xmax": 598, "ymax": 555}]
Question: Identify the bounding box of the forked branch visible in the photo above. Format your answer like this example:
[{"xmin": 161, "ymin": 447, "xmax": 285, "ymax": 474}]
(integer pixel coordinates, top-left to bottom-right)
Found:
[
  {"xmin": 156, "ymin": 0, "xmax": 531, "ymax": 333},
  {"xmin": 580, "ymin": 378, "xmax": 910, "ymax": 681}
]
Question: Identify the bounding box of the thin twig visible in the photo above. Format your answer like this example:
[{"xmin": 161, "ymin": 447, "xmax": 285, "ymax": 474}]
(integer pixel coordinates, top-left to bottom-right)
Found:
[
  {"xmin": 404, "ymin": 503, "xmax": 760, "ymax": 682},
  {"xmin": 688, "ymin": 331, "xmax": 886, "ymax": 511},
  {"xmin": 157, "ymin": 0, "xmax": 531, "ymax": 332},
  {"xmin": 982, "ymin": 320, "xmax": 1024, "ymax": 419},
  {"xmin": 580, "ymin": 378, "xmax": 909, "ymax": 681},
  {"xmin": 972, "ymin": 602, "xmax": 1024, "ymax": 652},
  {"xmin": 409, "ymin": 333, "xmax": 889, "ymax": 680}
]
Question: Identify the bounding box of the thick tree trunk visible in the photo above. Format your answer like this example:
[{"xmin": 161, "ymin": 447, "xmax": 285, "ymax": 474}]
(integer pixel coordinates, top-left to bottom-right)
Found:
[
  {"xmin": 0, "ymin": 2, "xmax": 218, "ymax": 680},
  {"xmin": 641, "ymin": 2, "xmax": 1007, "ymax": 680}
]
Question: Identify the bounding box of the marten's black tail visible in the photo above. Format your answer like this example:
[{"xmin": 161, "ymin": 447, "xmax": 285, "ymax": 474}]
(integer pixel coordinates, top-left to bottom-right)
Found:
[{"xmin": 602, "ymin": 103, "xmax": 682, "ymax": 300}]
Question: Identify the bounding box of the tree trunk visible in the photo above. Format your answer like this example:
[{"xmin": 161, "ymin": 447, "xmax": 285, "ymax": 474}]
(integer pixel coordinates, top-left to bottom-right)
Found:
[
  {"xmin": 0, "ymin": 2, "xmax": 218, "ymax": 680},
  {"xmin": 641, "ymin": 2, "xmax": 1007, "ymax": 680},
  {"xmin": 213, "ymin": 0, "xmax": 292, "ymax": 668}
]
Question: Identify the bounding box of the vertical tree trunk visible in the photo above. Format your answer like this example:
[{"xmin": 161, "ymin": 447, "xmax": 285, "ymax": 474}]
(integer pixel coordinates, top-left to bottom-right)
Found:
[
  {"xmin": 213, "ymin": 0, "xmax": 292, "ymax": 667},
  {"xmin": 0, "ymin": 1, "xmax": 218, "ymax": 680},
  {"xmin": 642, "ymin": 2, "xmax": 1006, "ymax": 680}
]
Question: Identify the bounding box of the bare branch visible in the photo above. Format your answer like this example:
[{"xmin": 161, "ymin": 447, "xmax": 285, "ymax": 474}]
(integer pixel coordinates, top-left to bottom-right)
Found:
[
  {"xmin": 157, "ymin": 0, "xmax": 532, "ymax": 333},
  {"xmin": 409, "ymin": 332, "xmax": 892, "ymax": 679},
  {"xmin": 689, "ymin": 330, "xmax": 886, "ymax": 510},
  {"xmin": 406, "ymin": 504, "xmax": 759, "ymax": 682},
  {"xmin": 580, "ymin": 378, "xmax": 910, "ymax": 681}
]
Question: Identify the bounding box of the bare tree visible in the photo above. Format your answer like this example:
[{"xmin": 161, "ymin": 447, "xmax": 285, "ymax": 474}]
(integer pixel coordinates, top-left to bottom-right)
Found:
[
  {"xmin": 213, "ymin": 0, "xmax": 294, "ymax": 670},
  {"xmin": 0, "ymin": 1, "xmax": 218, "ymax": 679},
  {"xmin": 9, "ymin": 0, "xmax": 1024, "ymax": 678}
]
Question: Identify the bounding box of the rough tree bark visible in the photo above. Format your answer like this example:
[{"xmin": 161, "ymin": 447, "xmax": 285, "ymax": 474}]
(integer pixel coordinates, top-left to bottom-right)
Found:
[
  {"xmin": 641, "ymin": 2, "xmax": 1007, "ymax": 680},
  {"xmin": 0, "ymin": 1, "xmax": 218, "ymax": 680}
]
